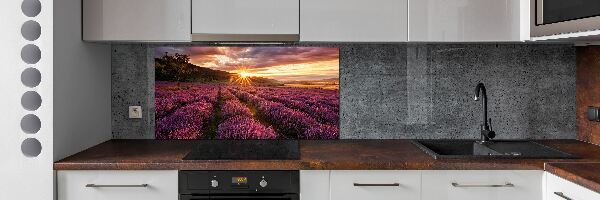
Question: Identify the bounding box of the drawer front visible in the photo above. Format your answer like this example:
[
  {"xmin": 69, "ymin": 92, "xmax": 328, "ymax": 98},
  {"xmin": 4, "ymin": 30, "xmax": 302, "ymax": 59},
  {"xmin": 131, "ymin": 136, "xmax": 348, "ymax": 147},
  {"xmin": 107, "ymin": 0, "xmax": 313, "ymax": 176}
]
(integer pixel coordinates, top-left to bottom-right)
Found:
[
  {"xmin": 57, "ymin": 170, "xmax": 178, "ymax": 200},
  {"xmin": 330, "ymin": 170, "xmax": 420, "ymax": 200},
  {"xmin": 546, "ymin": 172, "xmax": 600, "ymax": 200},
  {"xmin": 422, "ymin": 170, "xmax": 543, "ymax": 200},
  {"xmin": 300, "ymin": 170, "xmax": 330, "ymax": 200}
]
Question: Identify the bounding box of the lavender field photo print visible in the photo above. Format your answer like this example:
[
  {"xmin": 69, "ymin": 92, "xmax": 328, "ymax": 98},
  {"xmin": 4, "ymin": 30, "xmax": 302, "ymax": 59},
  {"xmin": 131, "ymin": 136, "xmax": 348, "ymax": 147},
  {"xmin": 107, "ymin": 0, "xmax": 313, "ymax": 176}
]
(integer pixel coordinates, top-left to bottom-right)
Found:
[{"xmin": 154, "ymin": 46, "xmax": 340, "ymax": 140}]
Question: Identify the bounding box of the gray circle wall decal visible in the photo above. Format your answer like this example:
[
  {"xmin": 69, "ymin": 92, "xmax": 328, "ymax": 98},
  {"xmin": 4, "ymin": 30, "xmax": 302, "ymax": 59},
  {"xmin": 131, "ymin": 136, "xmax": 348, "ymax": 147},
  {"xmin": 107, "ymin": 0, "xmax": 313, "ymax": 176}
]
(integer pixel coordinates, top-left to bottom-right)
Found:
[
  {"xmin": 20, "ymin": 114, "xmax": 41, "ymax": 134},
  {"xmin": 21, "ymin": 68, "xmax": 41, "ymax": 88},
  {"xmin": 21, "ymin": 44, "xmax": 41, "ymax": 64},
  {"xmin": 21, "ymin": 91, "xmax": 42, "ymax": 111},
  {"xmin": 21, "ymin": 20, "xmax": 41, "ymax": 41},
  {"xmin": 21, "ymin": 138, "xmax": 42, "ymax": 157},
  {"xmin": 21, "ymin": 0, "xmax": 41, "ymax": 17}
]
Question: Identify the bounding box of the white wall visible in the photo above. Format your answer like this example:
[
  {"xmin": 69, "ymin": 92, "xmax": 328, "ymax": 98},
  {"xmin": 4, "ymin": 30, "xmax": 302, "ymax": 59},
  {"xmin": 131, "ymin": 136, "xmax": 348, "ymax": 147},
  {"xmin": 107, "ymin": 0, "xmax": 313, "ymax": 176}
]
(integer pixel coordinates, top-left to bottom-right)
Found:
[
  {"xmin": 53, "ymin": 0, "xmax": 112, "ymax": 161},
  {"xmin": 0, "ymin": 0, "xmax": 110, "ymax": 198},
  {"xmin": 0, "ymin": 0, "xmax": 54, "ymax": 199}
]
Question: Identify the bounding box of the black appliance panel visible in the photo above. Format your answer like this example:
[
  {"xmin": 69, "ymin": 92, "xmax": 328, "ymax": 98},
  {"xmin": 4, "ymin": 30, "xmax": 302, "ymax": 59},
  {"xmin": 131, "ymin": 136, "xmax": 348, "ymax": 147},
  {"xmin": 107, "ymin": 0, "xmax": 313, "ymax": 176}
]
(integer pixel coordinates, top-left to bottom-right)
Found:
[
  {"xmin": 179, "ymin": 171, "xmax": 299, "ymax": 195},
  {"xmin": 540, "ymin": 0, "xmax": 600, "ymax": 25},
  {"xmin": 180, "ymin": 194, "xmax": 298, "ymax": 200},
  {"xmin": 184, "ymin": 171, "xmax": 211, "ymax": 190}
]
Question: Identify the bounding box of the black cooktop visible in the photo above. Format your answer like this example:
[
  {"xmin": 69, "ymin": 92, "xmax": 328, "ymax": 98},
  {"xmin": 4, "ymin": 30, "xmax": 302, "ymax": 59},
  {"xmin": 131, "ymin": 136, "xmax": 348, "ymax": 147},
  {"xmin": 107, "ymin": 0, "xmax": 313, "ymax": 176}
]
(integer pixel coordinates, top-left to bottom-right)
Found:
[{"xmin": 183, "ymin": 140, "xmax": 300, "ymax": 160}]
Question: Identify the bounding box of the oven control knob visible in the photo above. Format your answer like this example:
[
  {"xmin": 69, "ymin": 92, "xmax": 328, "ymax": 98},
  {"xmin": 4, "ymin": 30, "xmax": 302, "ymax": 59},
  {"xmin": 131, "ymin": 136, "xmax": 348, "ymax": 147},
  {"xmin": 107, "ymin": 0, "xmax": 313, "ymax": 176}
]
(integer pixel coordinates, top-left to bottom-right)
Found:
[
  {"xmin": 210, "ymin": 179, "xmax": 219, "ymax": 188},
  {"xmin": 259, "ymin": 179, "xmax": 268, "ymax": 188}
]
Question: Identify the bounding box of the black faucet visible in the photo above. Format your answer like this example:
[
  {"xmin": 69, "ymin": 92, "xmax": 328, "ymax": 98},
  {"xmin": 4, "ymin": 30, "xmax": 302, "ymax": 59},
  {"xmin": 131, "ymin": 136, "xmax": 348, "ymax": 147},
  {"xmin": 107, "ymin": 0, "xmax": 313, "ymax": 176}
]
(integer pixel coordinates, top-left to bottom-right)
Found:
[{"xmin": 474, "ymin": 83, "xmax": 495, "ymax": 143}]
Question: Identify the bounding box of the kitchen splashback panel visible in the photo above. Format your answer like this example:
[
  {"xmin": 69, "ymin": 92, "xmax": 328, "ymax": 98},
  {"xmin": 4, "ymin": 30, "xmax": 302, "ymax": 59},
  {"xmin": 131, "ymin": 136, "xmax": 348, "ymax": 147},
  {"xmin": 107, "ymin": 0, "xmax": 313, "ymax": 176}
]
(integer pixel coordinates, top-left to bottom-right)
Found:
[
  {"xmin": 154, "ymin": 46, "xmax": 340, "ymax": 140},
  {"xmin": 112, "ymin": 44, "xmax": 576, "ymax": 140}
]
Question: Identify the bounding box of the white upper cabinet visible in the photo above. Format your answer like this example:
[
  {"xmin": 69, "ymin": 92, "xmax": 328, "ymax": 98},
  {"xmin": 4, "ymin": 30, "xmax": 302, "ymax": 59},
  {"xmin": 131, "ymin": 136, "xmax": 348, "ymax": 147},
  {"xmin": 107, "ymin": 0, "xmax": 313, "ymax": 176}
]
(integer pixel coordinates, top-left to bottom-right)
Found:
[
  {"xmin": 80, "ymin": 0, "xmax": 533, "ymax": 42},
  {"xmin": 300, "ymin": 0, "xmax": 408, "ymax": 42},
  {"xmin": 191, "ymin": 0, "xmax": 300, "ymax": 41},
  {"xmin": 409, "ymin": 0, "xmax": 530, "ymax": 42},
  {"xmin": 82, "ymin": 0, "xmax": 191, "ymax": 41}
]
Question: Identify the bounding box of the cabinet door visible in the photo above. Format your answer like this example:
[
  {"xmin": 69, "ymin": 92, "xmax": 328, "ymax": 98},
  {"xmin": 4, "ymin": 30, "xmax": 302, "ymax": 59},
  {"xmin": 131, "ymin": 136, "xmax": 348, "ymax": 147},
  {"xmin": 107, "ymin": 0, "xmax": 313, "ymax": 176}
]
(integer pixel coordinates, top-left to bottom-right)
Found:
[
  {"xmin": 422, "ymin": 170, "xmax": 543, "ymax": 200},
  {"xmin": 57, "ymin": 170, "xmax": 178, "ymax": 200},
  {"xmin": 546, "ymin": 172, "xmax": 600, "ymax": 200},
  {"xmin": 300, "ymin": 170, "xmax": 330, "ymax": 200},
  {"xmin": 192, "ymin": 0, "xmax": 299, "ymax": 38},
  {"xmin": 409, "ymin": 0, "xmax": 529, "ymax": 42},
  {"xmin": 330, "ymin": 170, "xmax": 420, "ymax": 200},
  {"xmin": 300, "ymin": 0, "xmax": 408, "ymax": 42},
  {"xmin": 82, "ymin": 0, "xmax": 191, "ymax": 41}
]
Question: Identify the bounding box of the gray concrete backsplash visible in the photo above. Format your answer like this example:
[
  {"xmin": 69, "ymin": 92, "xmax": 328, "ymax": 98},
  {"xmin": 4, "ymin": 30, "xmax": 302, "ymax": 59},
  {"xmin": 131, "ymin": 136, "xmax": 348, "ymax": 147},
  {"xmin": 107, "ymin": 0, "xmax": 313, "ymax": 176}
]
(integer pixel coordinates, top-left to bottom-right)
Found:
[{"xmin": 112, "ymin": 44, "xmax": 576, "ymax": 139}]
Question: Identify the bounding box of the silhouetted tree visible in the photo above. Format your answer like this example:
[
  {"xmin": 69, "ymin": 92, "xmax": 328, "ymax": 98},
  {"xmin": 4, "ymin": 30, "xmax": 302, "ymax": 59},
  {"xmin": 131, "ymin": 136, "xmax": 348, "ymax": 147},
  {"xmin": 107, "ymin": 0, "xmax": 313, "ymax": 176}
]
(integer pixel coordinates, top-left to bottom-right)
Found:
[
  {"xmin": 155, "ymin": 53, "xmax": 232, "ymax": 83},
  {"xmin": 155, "ymin": 53, "xmax": 196, "ymax": 82}
]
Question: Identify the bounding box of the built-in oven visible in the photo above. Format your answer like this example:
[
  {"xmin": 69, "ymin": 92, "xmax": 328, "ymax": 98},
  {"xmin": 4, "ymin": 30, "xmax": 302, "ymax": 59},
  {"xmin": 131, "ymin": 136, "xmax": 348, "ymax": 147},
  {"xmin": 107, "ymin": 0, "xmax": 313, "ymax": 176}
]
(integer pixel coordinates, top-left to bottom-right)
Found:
[
  {"xmin": 532, "ymin": 0, "xmax": 600, "ymax": 37},
  {"xmin": 179, "ymin": 171, "xmax": 299, "ymax": 200},
  {"xmin": 180, "ymin": 194, "xmax": 298, "ymax": 200}
]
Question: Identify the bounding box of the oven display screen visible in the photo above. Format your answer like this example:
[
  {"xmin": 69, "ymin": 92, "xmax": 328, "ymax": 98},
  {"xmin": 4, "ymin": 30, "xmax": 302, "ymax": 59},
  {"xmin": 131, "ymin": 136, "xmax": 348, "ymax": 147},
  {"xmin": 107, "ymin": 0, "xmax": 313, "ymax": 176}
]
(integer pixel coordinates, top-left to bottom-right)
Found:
[{"xmin": 232, "ymin": 177, "xmax": 248, "ymax": 185}]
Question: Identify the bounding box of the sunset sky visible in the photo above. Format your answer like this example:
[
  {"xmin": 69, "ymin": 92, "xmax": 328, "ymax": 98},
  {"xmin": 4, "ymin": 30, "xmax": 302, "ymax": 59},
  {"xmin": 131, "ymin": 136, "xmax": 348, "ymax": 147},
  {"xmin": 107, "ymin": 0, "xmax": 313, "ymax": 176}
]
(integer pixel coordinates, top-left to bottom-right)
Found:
[{"xmin": 154, "ymin": 46, "xmax": 339, "ymax": 81}]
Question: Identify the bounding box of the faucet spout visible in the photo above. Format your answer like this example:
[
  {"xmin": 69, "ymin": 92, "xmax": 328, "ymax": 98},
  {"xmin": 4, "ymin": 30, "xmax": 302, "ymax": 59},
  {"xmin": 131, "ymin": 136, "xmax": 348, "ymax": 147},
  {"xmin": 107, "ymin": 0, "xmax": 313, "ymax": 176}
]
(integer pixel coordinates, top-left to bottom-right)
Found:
[
  {"xmin": 474, "ymin": 83, "xmax": 495, "ymax": 142},
  {"xmin": 474, "ymin": 83, "xmax": 488, "ymax": 129}
]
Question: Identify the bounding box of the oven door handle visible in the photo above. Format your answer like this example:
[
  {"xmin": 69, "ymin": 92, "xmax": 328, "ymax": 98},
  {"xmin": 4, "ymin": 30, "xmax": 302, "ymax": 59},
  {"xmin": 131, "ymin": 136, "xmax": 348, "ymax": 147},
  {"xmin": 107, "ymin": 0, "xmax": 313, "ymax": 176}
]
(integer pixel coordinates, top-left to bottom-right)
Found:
[{"xmin": 180, "ymin": 194, "xmax": 298, "ymax": 200}]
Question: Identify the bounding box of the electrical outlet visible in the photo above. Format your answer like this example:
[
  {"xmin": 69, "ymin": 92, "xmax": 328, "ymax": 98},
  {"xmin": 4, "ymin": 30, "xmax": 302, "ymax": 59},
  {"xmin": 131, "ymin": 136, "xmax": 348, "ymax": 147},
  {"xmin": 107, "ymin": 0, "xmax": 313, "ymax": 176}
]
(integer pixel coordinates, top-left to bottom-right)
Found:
[
  {"xmin": 129, "ymin": 106, "xmax": 142, "ymax": 119},
  {"xmin": 588, "ymin": 106, "xmax": 600, "ymax": 122}
]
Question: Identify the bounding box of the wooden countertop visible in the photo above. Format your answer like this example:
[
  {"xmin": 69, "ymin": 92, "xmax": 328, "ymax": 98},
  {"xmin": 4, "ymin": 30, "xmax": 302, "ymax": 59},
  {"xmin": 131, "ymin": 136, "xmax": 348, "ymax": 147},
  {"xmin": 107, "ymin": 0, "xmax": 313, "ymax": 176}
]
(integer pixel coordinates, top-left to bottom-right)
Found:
[
  {"xmin": 54, "ymin": 139, "xmax": 600, "ymax": 171},
  {"xmin": 545, "ymin": 162, "xmax": 600, "ymax": 194},
  {"xmin": 54, "ymin": 139, "xmax": 600, "ymax": 193}
]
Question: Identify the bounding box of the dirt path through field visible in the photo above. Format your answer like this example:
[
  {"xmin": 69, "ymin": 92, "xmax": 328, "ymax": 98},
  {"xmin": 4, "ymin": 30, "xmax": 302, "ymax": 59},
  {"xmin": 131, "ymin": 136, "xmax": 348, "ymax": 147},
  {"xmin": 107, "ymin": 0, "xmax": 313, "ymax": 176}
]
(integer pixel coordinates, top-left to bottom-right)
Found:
[{"xmin": 202, "ymin": 87, "xmax": 223, "ymax": 139}]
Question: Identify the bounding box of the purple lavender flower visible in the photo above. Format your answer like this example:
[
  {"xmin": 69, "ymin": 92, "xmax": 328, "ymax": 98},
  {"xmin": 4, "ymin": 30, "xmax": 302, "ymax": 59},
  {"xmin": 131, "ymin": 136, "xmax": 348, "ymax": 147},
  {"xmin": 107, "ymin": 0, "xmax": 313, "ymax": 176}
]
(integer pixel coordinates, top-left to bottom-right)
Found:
[{"xmin": 217, "ymin": 116, "xmax": 277, "ymax": 139}]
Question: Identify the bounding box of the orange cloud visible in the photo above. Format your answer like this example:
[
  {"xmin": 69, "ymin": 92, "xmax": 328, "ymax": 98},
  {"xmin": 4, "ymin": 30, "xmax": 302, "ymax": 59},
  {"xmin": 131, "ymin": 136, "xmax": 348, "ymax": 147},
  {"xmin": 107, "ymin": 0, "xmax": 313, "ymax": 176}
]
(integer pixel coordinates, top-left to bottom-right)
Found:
[{"xmin": 155, "ymin": 46, "xmax": 340, "ymax": 81}]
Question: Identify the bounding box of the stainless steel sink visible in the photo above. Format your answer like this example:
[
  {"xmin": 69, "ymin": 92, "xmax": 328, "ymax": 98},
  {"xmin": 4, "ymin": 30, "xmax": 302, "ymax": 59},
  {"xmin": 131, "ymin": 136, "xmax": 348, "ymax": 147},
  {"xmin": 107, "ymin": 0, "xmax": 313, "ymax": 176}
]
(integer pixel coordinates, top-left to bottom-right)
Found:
[{"xmin": 411, "ymin": 140, "xmax": 577, "ymax": 159}]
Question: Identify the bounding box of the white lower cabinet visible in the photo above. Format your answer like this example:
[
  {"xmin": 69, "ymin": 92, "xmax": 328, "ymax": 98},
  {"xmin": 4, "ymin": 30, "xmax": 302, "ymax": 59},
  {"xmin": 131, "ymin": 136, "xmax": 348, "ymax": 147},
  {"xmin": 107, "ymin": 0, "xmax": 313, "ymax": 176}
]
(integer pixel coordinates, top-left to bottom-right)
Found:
[
  {"xmin": 57, "ymin": 170, "xmax": 600, "ymax": 200},
  {"xmin": 57, "ymin": 170, "xmax": 178, "ymax": 200},
  {"xmin": 421, "ymin": 170, "xmax": 543, "ymax": 200},
  {"xmin": 300, "ymin": 170, "xmax": 331, "ymax": 200},
  {"xmin": 330, "ymin": 170, "xmax": 421, "ymax": 200},
  {"xmin": 301, "ymin": 170, "xmax": 546, "ymax": 200},
  {"xmin": 546, "ymin": 172, "xmax": 600, "ymax": 200}
]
